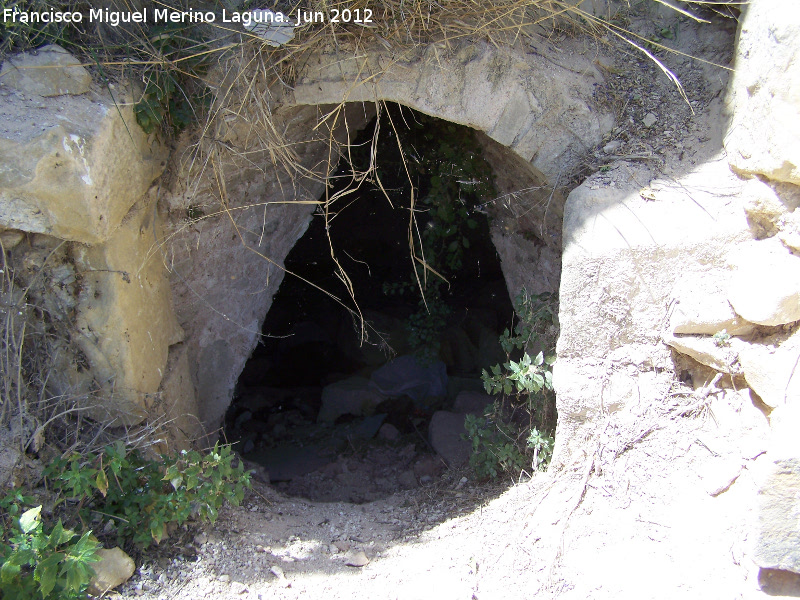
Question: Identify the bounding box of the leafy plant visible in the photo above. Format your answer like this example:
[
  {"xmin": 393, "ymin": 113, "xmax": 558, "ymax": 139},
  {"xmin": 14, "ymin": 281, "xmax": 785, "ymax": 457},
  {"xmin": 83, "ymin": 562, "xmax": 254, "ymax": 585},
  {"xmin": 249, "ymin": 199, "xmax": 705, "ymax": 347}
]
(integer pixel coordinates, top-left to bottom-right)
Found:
[
  {"xmin": 464, "ymin": 289, "xmax": 557, "ymax": 478},
  {"xmin": 133, "ymin": 23, "xmax": 212, "ymax": 135},
  {"xmin": 0, "ymin": 502, "xmax": 100, "ymax": 600},
  {"xmin": 45, "ymin": 442, "xmax": 251, "ymax": 548},
  {"xmin": 464, "ymin": 413, "xmax": 528, "ymax": 479},
  {"xmin": 712, "ymin": 329, "xmax": 731, "ymax": 347}
]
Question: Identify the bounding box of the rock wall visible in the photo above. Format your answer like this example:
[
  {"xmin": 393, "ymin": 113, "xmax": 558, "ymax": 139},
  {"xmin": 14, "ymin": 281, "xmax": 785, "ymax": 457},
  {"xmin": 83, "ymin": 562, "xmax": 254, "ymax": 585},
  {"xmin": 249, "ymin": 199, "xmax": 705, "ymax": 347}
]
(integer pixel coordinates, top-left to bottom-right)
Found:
[
  {"xmin": 554, "ymin": 0, "xmax": 800, "ymax": 582},
  {"xmin": 157, "ymin": 37, "xmax": 613, "ymax": 437},
  {"xmin": 1, "ymin": 33, "xmax": 611, "ymax": 445}
]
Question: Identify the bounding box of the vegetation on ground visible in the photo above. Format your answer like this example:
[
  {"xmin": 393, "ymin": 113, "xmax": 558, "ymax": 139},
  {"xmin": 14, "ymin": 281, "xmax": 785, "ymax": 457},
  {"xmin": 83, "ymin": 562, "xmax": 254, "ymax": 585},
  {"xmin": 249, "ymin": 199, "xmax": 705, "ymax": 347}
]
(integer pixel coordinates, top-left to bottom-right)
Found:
[
  {"xmin": 465, "ymin": 289, "xmax": 558, "ymax": 479},
  {"xmin": 0, "ymin": 443, "xmax": 251, "ymax": 598}
]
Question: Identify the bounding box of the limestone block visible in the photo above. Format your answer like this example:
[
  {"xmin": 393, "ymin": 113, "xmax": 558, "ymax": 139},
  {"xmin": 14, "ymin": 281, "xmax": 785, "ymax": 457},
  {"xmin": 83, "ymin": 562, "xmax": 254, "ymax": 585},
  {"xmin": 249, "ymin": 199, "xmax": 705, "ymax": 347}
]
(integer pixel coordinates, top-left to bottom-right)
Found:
[
  {"xmin": 88, "ymin": 547, "xmax": 135, "ymax": 595},
  {"xmin": 668, "ymin": 275, "xmax": 753, "ymax": 337},
  {"xmin": 559, "ymin": 159, "xmax": 750, "ymax": 359},
  {"xmin": 0, "ymin": 45, "xmax": 91, "ymax": 97},
  {"xmin": 0, "ymin": 66, "xmax": 166, "ymax": 243},
  {"xmin": 662, "ymin": 333, "xmax": 742, "ymax": 375},
  {"xmin": 739, "ymin": 328, "xmax": 800, "ymax": 408},
  {"xmin": 755, "ymin": 459, "xmax": 800, "ymax": 575},
  {"xmin": 289, "ymin": 41, "xmax": 613, "ymax": 181},
  {"xmin": 727, "ymin": 238, "xmax": 800, "ymax": 326},
  {"xmin": 73, "ymin": 196, "xmax": 184, "ymax": 425},
  {"xmin": 742, "ymin": 177, "xmax": 789, "ymax": 238},
  {"xmin": 726, "ymin": 0, "xmax": 800, "ymax": 184}
]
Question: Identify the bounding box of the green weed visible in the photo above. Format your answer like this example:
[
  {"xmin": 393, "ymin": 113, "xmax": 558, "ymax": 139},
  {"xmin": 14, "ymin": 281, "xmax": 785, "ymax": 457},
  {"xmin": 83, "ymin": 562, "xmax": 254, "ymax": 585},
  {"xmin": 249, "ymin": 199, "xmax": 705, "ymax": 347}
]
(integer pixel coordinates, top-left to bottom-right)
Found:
[{"xmin": 44, "ymin": 442, "xmax": 251, "ymax": 548}]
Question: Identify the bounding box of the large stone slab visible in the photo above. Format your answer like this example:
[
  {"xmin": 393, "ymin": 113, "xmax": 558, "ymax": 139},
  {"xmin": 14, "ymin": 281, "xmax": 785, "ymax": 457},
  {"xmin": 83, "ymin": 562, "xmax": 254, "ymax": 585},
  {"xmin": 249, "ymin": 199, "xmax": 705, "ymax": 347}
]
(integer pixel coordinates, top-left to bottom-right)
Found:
[
  {"xmin": 0, "ymin": 44, "xmax": 92, "ymax": 97},
  {"xmin": 72, "ymin": 192, "xmax": 184, "ymax": 425},
  {"xmin": 727, "ymin": 237, "xmax": 800, "ymax": 326},
  {"xmin": 289, "ymin": 40, "xmax": 613, "ymax": 182},
  {"xmin": 725, "ymin": 0, "xmax": 800, "ymax": 185},
  {"xmin": 0, "ymin": 49, "xmax": 166, "ymax": 244},
  {"xmin": 555, "ymin": 158, "xmax": 751, "ymax": 464}
]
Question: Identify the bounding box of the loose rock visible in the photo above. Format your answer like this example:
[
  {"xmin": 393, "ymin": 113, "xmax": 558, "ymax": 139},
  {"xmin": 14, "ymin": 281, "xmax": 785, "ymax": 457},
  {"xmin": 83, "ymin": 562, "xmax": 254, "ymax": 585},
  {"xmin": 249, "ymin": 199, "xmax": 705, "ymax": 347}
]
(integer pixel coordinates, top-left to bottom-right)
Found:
[
  {"xmin": 88, "ymin": 547, "xmax": 135, "ymax": 595},
  {"xmin": 344, "ymin": 550, "xmax": 370, "ymax": 567}
]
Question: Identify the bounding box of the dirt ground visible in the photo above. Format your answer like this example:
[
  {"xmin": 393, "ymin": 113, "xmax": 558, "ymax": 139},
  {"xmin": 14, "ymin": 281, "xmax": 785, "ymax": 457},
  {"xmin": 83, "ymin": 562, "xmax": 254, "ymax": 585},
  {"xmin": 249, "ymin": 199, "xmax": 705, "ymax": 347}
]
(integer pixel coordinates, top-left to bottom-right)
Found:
[
  {"xmin": 102, "ymin": 6, "xmax": 782, "ymax": 600},
  {"xmin": 116, "ymin": 384, "xmax": 772, "ymax": 600}
]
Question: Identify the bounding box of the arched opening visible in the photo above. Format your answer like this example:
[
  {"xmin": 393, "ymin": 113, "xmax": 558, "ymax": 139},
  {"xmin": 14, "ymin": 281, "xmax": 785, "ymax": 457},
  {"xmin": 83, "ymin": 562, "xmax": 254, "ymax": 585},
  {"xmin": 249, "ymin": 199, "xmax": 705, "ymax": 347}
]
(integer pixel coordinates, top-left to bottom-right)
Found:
[{"xmin": 221, "ymin": 103, "xmax": 559, "ymax": 502}]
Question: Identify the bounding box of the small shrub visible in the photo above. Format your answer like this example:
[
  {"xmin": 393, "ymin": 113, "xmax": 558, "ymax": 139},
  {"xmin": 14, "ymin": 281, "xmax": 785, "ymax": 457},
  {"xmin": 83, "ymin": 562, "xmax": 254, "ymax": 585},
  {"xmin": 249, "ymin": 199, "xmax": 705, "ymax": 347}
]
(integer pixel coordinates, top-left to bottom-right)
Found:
[
  {"xmin": 464, "ymin": 289, "xmax": 557, "ymax": 478},
  {"xmin": 464, "ymin": 413, "xmax": 528, "ymax": 479},
  {"xmin": 0, "ymin": 501, "xmax": 100, "ymax": 600},
  {"xmin": 45, "ymin": 442, "xmax": 251, "ymax": 548}
]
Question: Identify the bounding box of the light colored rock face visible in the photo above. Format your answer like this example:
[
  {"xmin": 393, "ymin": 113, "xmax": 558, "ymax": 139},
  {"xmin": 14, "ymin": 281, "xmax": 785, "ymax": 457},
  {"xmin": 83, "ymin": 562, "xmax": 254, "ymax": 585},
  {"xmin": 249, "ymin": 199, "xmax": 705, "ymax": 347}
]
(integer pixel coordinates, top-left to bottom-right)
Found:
[
  {"xmin": 725, "ymin": 0, "xmax": 800, "ymax": 185},
  {"xmin": 755, "ymin": 459, "xmax": 800, "ymax": 575},
  {"xmin": 739, "ymin": 328, "xmax": 800, "ymax": 408},
  {"xmin": 0, "ymin": 44, "xmax": 92, "ymax": 97},
  {"xmin": 71, "ymin": 193, "xmax": 184, "ymax": 425},
  {"xmin": 0, "ymin": 83, "xmax": 166, "ymax": 243},
  {"xmin": 289, "ymin": 40, "xmax": 614, "ymax": 182},
  {"xmin": 88, "ymin": 547, "xmax": 135, "ymax": 595},
  {"xmin": 668, "ymin": 275, "xmax": 753, "ymax": 337},
  {"xmin": 727, "ymin": 237, "xmax": 800, "ymax": 326},
  {"xmin": 555, "ymin": 157, "xmax": 752, "ymax": 463}
]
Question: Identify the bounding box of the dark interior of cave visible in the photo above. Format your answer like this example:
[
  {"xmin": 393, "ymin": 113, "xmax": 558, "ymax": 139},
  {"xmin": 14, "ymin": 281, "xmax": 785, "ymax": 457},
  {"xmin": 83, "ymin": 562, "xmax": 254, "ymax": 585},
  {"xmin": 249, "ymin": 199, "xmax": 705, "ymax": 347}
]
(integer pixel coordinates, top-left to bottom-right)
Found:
[{"xmin": 222, "ymin": 104, "xmax": 516, "ymax": 502}]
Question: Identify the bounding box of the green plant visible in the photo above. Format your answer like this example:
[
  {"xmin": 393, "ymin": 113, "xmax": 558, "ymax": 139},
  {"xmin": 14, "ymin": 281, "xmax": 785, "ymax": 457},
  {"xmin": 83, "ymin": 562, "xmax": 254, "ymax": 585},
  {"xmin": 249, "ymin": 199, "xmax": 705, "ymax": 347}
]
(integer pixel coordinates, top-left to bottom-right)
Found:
[
  {"xmin": 526, "ymin": 427, "xmax": 554, "ymax": 471},
  {"xmin": 712, "ymin": 329, "xmax": 731, "ymax": 347},
  {"xmin": 0, "ymin": 501, "xmax": 100, "ymax": 600},
  {"xmin": 44, "ymin": 442, "xmax": 251, "ymax": 548},
  {"xmin": 464, "ymin": 413, "xmax": 528, "ymax": 479},
  {"xmin": 133, "ymin": 23, "xmax": 212, "ymax": 135},
  {"xmin": 464, "ymin": 289, "xmax": 557, "ymax": 478}
]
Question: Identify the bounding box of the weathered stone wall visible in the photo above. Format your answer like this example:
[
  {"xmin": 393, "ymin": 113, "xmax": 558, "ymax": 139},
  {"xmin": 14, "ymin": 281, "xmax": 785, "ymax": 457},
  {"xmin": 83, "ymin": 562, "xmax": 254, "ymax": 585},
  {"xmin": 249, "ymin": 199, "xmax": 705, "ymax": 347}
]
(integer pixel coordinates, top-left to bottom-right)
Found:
[
  {"xmin": 156, "ymin": 37, "xmax": 614, "ymax": 437},
  {"xmin": 2, "ymin": 36, "xmax": 610, "ymax": 444},
  {"xmin": 553, "ymin": 0, "xmax": 800, "ymax": 581}
]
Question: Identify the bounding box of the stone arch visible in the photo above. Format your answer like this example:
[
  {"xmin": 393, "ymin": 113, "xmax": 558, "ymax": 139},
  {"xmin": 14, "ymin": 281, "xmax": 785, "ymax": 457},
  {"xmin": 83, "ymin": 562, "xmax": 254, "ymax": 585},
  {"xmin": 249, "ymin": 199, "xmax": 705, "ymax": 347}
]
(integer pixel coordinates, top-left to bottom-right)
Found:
[{"xmin": 161, "ymin": 38, "xmax": 615, "ymax": 437}]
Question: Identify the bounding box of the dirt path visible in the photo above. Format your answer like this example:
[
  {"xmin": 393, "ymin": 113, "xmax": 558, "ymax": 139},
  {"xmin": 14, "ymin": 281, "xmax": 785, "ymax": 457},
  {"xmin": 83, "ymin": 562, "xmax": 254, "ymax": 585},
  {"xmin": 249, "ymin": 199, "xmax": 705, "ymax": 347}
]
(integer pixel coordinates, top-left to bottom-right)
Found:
[{"xmin": 117, "ymin": 382, "xmax": 769, "ymax": 600}]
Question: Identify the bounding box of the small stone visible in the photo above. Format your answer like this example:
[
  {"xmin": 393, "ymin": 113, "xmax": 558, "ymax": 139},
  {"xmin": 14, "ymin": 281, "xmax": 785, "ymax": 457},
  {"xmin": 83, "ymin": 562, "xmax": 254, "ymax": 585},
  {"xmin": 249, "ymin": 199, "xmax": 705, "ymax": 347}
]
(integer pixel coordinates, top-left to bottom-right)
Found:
[
  {"xmin": 88, "ymin": 547, "xmax": 136, "ymax": 596},
  {"xmin": 602, "ymin": 140, "xmax": 622, "ymax": 154},
  {"xmin": 194, "ymin": 532, "xmax": 208, "ymax": 546},
  {"xmin": 344, "ymin": 550, "xmax": 370, "ymax": 567},
  {"xmin": 0, "ymin": 44, "xmax": 92, "ymax": 96},
  {"xmin": 231, "ymin": 581, "xmax": 248, "ymax": 594},
  {"xmin": 378, "ymin": 423, "xmax": 400, "ymax": 441},
  {"xmin": 642, "ymin": 112, "xmax": 657, "ymax": 128},
  {"xmin": 219, "ymin": 574, "xmax": 231, "ymax": 583},
  {"xmin": 333, "ymin": 540, "xmax": 351, "ymax": 552},
  {"xmin": 270, "ymin": 565, "xmax": 285, "ymax": 579}
]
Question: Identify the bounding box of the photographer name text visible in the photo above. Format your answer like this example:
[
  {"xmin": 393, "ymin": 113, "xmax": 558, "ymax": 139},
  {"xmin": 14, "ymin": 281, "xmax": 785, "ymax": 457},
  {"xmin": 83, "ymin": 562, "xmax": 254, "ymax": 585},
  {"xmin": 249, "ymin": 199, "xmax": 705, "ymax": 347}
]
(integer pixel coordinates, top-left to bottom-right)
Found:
[{"xmin": 3, "ymin": 7, "xmax": 373, "ymax": 27}]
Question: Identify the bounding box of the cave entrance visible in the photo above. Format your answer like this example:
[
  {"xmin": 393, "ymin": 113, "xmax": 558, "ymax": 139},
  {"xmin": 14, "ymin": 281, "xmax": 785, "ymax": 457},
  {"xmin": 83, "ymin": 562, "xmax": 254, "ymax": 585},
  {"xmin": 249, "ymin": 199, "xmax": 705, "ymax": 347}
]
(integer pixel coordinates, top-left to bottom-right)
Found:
[{"xmin": 222, "ymin": 104, "xmax": 555, "ymax": 503}]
